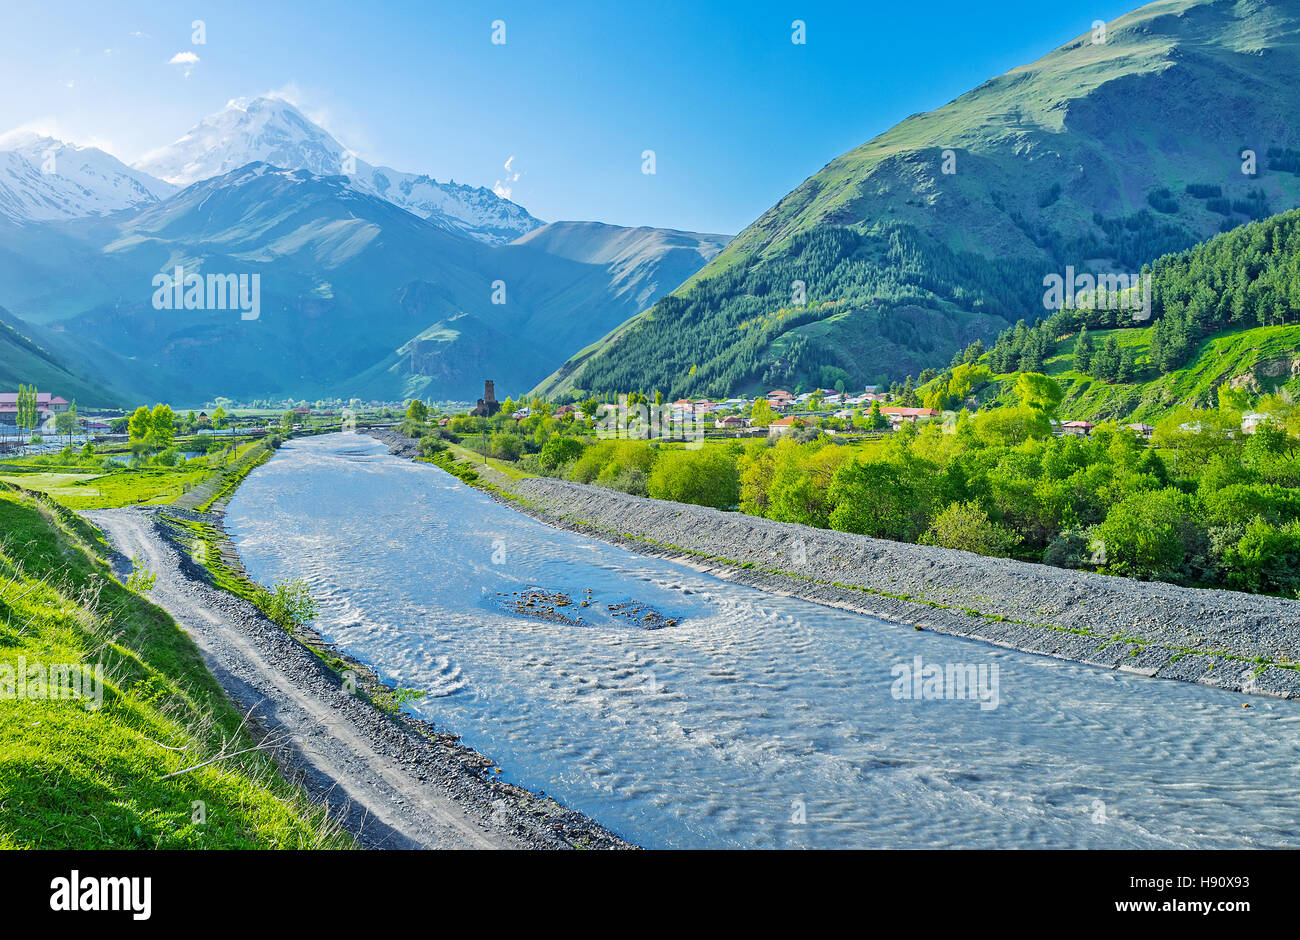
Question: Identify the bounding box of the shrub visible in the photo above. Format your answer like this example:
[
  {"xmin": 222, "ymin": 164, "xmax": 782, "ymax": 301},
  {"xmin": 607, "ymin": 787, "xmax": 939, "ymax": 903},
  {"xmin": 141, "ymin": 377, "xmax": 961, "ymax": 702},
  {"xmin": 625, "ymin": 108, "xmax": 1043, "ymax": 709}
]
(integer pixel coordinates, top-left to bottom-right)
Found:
[
  {"xmin": 921, "ymin": 501, "xmax": 1022, "ymax": 557},
  {"xmin": 1089, "ymin": 488, "xmax": 1202, "ymax": 582},
  {"xmin": 539, "ymin": 436, "xmax": 585, "ymax": 471},
  {"xmin": 260, "ymin": 578, "xmax": 318, "ymax": 632},
  {"xmin": 489, "ymin": 432, "xmax": 524, "ymax": 461},
  {"xmin": 647, "ymin": 446, "xmax": 740, "ymax": 510}
]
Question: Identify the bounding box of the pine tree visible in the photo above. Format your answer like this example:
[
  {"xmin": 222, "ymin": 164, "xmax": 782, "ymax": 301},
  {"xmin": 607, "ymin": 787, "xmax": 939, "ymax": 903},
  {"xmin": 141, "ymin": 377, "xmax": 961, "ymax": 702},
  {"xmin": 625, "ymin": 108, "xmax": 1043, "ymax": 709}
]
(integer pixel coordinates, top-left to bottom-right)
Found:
[{"xmin": 1074, "ymin": 326, "xmax": 1094, "ymax": 374}]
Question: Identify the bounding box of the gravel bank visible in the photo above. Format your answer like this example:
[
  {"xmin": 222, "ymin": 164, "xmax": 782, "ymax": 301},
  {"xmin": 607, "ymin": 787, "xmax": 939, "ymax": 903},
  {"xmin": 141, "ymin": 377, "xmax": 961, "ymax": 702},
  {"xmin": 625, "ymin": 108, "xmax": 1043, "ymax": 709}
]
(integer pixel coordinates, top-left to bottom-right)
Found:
[
  {"xmin": 84, "ymin": 504, "xmax": 633, "ymax": 850},
  {"xmin": 495, "ymin": 477, "xmax": 1300, "ymax": 700}
]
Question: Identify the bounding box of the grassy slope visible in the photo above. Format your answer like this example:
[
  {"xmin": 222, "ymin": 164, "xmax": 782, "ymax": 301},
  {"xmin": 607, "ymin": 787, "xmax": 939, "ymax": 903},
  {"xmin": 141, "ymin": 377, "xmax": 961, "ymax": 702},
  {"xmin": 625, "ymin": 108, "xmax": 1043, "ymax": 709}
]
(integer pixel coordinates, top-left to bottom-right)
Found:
[
  {"xmin": 966, "ymin": 322, "xmax": 1300, "ymax": 422},
  {"xmin": 0, "ymin": 307, "xmax": 124, "ymax": 408},
  {"xmin": 0, "ymin": 487, "xmax": 348, "ymax": 848}
]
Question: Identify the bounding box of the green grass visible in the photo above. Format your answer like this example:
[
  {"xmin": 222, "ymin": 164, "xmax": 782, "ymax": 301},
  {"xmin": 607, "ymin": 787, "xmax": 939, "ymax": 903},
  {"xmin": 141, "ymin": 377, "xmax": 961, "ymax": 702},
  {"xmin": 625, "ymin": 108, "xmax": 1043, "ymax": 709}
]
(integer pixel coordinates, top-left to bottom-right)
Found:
[
  {"xmin": 194, "ymin": 443, "xmax": 273, "ymax": 512},
  {"xmin": 0, "ymin": 467, "xmax": 214, "ymax": 509},
  {"xmin": 445, "ymin": 441, "xmax": 536, "ymax": 482},
  {"xmin": 0, "ymin": 486, "xmax": 350, "ymax": 848}
]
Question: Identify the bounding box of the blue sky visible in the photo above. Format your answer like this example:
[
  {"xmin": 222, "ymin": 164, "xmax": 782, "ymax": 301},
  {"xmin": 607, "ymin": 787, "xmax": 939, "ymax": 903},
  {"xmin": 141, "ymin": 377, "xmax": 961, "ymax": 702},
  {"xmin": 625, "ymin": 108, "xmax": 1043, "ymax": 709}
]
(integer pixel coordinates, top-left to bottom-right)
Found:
[{"xmin": 1, "ymin": 0, "xmax": 1138, "ymax": 234}]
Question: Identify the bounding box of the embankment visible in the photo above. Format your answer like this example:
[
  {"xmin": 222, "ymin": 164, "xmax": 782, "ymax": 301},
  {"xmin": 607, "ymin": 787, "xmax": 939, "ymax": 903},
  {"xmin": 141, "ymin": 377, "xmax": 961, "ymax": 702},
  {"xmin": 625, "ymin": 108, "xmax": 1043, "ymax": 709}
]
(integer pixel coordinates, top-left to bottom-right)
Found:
[{"xmin": 500, "ymin": 477, "xmax": 1300, "ymax": 699}]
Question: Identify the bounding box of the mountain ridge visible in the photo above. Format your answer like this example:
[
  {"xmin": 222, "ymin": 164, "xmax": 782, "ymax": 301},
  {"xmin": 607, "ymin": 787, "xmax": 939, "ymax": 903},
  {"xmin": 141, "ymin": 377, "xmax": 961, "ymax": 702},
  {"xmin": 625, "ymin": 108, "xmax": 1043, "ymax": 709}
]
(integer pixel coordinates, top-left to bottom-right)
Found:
[{"xmin": 539, "ymin": 0, "xmax": 1300, "ymax": 400}]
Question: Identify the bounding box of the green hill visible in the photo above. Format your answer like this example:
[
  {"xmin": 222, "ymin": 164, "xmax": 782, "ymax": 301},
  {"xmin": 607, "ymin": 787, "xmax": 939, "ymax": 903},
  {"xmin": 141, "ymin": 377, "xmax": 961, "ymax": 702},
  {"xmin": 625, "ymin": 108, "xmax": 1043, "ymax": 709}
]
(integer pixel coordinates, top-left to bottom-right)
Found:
[
  {"xmin": 0, "ymin": 306, "xmax": 125, "ymax": 407},
  {"xmin": 964, "ymin": 322, "xmax": 1300, "ymax": 422},
  {"xmin": 928, "ymin": 205, "xmax": 1300, "ymax": 421},
  {"xmin": 537, "ymin": 0, "xmax": 1300, "ymax": 400}
]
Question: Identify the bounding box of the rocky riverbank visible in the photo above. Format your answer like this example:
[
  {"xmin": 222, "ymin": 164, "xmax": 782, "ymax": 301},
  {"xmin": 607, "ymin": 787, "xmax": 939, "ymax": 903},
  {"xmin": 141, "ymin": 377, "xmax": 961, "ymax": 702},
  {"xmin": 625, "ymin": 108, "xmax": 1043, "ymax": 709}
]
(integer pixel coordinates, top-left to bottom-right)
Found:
[{"xmin": 503, "ymin": 478, "xmax": 1300, "ymax": 700}]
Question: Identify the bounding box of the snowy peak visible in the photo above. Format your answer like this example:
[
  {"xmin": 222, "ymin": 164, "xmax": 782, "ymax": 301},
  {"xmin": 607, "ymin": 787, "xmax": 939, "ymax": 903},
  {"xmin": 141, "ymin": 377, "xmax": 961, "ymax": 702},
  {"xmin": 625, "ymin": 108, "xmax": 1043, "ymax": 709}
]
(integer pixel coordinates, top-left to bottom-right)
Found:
[
  {"xmin": 0, "ymin": 131, "xmax": 175, "ymax": 223},
  {"xmin": 135, "ymin": 96, "xmax": 347, "ymax": 186},
  {"xmin": 134, "ymin": 95, "xmax": 544, "ymax": 244}
]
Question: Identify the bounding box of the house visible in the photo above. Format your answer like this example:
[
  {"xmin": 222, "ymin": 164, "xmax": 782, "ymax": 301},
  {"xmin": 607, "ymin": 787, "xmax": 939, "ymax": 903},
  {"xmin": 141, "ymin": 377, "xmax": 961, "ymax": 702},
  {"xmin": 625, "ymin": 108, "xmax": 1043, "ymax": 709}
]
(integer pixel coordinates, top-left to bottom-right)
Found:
[
  {"xmin": 767, "ymin": 389, "xmax": 792, "ymax": 402},
  {"xmin": 511, "ymin": 407, "xmax": 531, "ymax": 420},
  {"xmin": 768, "ymin": 416, "xmax": 801, "ymax": 437},
  {"xmin": 554, "ymin": 404, "xmax": 575, "ymax": 418},
  {"xmin": 197, "ymin": 411, "xmax": 211, "ymax": 423},
  {"xmin": 1125, "ymin": 422, "xmax": 1154, "ymax": 439},
  {"xmin": 1242, "ymin": 412, "xmax": 1272, "ymax": 435},
  {"xmin": 880, "ymin": 406, "xmax": 939, "ymax": 425},
  {"xmin": 293, "ymin": 405, "xmax": 311, "ymax": 415},
  {"xmin": 718, "ymin": 415, "xmax": 749, "ymax": 429},
  {"xmin": 0, "ymin": 392, "xmax": 70, "ymax": 427},
  {"xmin": 833, "ymin": 409, "xmax": 855, "ymax": 420},
  {"xmin": 1060, "ymin": 420, "xmax": 1095, "ymax": 437}
]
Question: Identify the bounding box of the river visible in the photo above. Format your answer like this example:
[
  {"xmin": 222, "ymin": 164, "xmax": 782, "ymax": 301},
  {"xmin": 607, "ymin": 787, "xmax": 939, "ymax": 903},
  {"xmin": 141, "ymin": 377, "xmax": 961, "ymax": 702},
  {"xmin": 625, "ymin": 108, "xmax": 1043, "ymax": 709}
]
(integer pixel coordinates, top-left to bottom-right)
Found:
[{"xmin": 224, "ymin": 433, "xmax": 1300, "ymax": 848}]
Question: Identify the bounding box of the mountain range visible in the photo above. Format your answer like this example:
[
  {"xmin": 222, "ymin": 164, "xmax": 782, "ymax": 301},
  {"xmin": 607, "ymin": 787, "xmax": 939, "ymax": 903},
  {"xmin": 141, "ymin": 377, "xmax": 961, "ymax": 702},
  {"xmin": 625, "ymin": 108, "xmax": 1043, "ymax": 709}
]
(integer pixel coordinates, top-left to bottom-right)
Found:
[
  {"xmin": 7, "ymin": 0, "xmax": 1300, "ymax": 410},
  {"xmin": 537, "ymin": 0, "xmax": 1300, "ymax": 399},
  {"xmin": 0, "ymin": 98, "xmax": 728, "ymax": 405}
]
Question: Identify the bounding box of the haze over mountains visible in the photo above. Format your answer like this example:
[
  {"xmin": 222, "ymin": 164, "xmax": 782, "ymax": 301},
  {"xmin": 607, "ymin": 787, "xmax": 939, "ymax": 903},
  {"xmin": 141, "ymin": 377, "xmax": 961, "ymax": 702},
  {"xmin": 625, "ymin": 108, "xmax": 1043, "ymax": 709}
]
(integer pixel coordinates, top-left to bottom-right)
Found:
[
  {"xmin": 540, "ymin": 0, "xmax": 1300, "ymax": 399},
  {"xmin": 0, "ymin": 97, "xmax": 728, "ymax": 404},
  {"xmin": 6, "ymin": 0, "xmax": 1300, "ymax": 409}
]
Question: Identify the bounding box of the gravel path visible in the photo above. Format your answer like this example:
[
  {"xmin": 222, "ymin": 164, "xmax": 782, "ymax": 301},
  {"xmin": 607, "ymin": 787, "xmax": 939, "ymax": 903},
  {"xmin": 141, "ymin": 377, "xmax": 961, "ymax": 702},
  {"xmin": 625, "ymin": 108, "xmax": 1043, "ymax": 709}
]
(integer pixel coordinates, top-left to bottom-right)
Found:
[
  {"xmin": 498, "ymin": 476, "xmax": 1300, "ymax": 700},
  {"xmin": 84, "ymin": 505, "xmax": 632, "ymax": 850}
]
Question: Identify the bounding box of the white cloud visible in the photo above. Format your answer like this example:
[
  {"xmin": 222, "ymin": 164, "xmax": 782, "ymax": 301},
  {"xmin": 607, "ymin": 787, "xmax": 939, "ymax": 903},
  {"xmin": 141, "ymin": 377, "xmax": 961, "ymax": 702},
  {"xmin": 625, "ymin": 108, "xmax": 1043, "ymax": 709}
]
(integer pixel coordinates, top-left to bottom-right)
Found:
[
  {"xmin": 494, "ymin": 155, "xmax": 521, "ymax": 198},
  {"xmin": 168, "ymin": 51, "xmax": 200, "ymax": 78}
]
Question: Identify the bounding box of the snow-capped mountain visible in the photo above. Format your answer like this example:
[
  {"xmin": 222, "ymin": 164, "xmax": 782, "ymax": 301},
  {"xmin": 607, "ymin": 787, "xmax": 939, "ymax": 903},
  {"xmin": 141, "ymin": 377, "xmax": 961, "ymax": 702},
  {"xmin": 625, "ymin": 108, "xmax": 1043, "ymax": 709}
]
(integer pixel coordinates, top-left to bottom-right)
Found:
[
  {"xmin": 0, "ymin": 131, "xmax": 176, "ymax": 223},
  {"xmin": 135, "ymin": 96, "xmax": 543, "ymax": 244}
]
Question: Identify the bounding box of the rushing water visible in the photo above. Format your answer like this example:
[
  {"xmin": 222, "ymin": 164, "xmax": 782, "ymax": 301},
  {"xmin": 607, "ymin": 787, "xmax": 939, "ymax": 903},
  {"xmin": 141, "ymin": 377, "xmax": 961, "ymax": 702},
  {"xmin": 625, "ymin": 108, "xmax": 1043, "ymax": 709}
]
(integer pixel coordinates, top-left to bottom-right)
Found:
[{"xmin": 225, "ymin": 433, "xmax": 1300, "ymax": 848}]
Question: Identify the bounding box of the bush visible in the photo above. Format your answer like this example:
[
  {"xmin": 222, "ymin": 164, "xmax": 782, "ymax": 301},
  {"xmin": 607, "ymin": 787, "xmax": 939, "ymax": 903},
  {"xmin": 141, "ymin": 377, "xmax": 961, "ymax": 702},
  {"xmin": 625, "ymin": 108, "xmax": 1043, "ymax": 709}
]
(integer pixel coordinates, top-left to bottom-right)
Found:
[
  {"xmin": 647, "ymin": 446, "xmax": 740, "ymax": 510},
  {"xmin": 539, "ymin": 436, "xmax": 585, "ymax": 471},
  {"xmin": 260, "ymin": 579, "xmax": 318, "ymax": 631},
  {"xmin": 828, "ymin": 457, "xmax": 939, "ymax": 542},
  {"xmin": 1042, "ymin": 528, "xmax": 1091, "ymax": 569},
  {"xmin": 1089, "ymin": 488, "xmax": 1202, "ymax": 582},
  {"xmin": 920, "ymin": 501, "xmax": 1022, "ymax": 557},
  {"xmin": 419, "ymin": 435, "xmax": 447, "ymax": 457},
  {"xmin": 1217, "ymin": 518, "xmax": 1300, "ymax": 596},
  {"xmin": 489, "ymin": 432, "xmax": 524, "ymax": 461}
]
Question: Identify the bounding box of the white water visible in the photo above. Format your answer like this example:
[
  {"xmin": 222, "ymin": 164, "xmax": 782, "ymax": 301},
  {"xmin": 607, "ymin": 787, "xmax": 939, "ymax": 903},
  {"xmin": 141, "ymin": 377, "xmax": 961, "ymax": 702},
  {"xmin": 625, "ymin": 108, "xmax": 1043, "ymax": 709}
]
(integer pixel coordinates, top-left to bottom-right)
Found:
[{"xmin": 225, "ymin": 434, "xmax": 1300, "ymax": 848}]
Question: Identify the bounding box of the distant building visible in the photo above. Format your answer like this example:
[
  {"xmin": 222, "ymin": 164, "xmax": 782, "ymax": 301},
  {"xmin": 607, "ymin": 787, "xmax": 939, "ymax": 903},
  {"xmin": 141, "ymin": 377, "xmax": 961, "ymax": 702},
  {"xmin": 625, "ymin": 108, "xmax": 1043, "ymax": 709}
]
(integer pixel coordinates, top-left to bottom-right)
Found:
[
  {"xmin": 880, "ymin": 406, "xmax": 939, "ymax": 426},
  {"xmin": 0, "ymin": 392, "xmax": 70, "ymax": 427},
  {"xmin": 1060, "ymin": 420, "xmax": 1095, "ymax": 437},
  {"xmin": 471, "ymin": 380, "xmax": 501, "ymax": 418},
  {"xmin": 718, "ymin": 415, "xmax": 749, "ymax": 429},
  {"xmin": 1242, "ymin": 412, "xmax": 1272, "ymax": 435},
  {"xmin": 1125, "ymin": 422, "xmax": 1154, "ymax": 438},
  {"xmin": 768, "ymin": 416, "xmax": 801, "ymax": 437}
]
